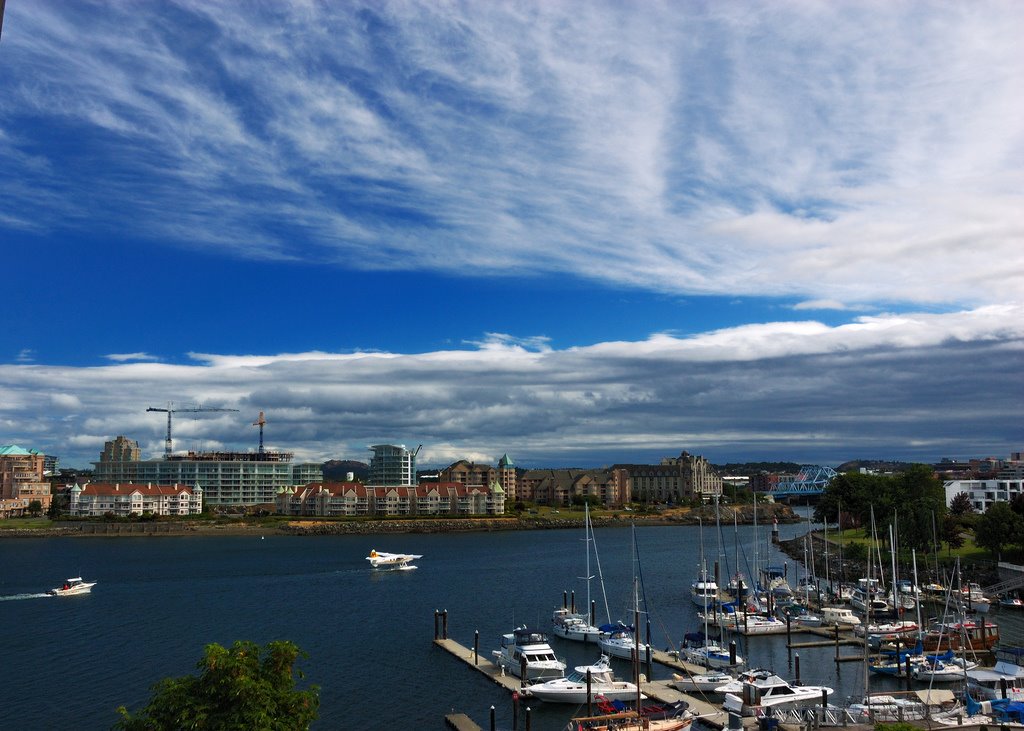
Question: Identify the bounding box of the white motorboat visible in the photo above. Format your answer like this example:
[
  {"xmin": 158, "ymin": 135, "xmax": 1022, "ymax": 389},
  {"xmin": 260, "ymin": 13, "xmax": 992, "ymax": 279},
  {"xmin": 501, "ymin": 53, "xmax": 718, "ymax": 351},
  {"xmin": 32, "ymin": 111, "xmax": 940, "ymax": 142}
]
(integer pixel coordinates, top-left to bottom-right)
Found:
[
  {"xmin": 690, "ymin": 577, "xmax": 719, "ymax": 609},
  {"xmin": 722, "ymin": 670, "xmax": 833, "ymax": 716},
  {"xmin": 492, "ymin": 627, "xmax": 566, "ymax": 684},
  {"xmin": 672, "ymin": 669, "xmax": 734, "ymax": 694},
  {"xmin": 967, "ymin": 657, "xmax": 1024, "ymax": 700},
  {"xmin": 854, "ymin": 620, "xmax": 919, "ymax": 643},
  {"xmin": 850, "ymin": 578, "xmax": 889, "ymax": 613},
  {"xmin": 598, "ymin": 622, "xmax": 650, "ymax": 661},
  {"xmin": 820, "ymin": 606, "xmax": 861, "ymax": 627},
  {"xmin": 912, "ymin": 657, "xmax": 978, "ymax": 683},
  {"xmin": 730, "ymin": 614, "xmax": 787, "ymax": 636},
  {"xmin": 527, "ymin": 655, "xmax": 642, "ymax": 703},
  {"xmin": 552, "ymin": 607, "xmax": 601, "ymax": 643},
  {"xmin": 48, "ymin": 577, "xmax": 96, "ymax": 596},
  {"xmin": 960, "ymin": 583, "xmax": 991, "ymax": 614},
  {"xmin": 365, "ymin": 549, "xmax": 421, "ymax": 570},
  {"xmin": 847, "ymin": 694, "xmax": 928, "ymax": 722},
  {"xmin": 681, "ymin": 640, "xmax": 742, "ymax": 670}
]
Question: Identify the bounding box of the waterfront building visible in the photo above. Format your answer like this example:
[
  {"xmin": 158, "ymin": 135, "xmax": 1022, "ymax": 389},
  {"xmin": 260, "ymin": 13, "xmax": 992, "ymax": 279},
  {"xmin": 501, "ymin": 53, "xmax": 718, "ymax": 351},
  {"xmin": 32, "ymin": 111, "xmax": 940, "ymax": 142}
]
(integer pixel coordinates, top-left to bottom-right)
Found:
[
  {"xmin": 69, "ymin": 482, "xmax": 202, "ymax": 517},
  {"xmin": 368, "ymin": 444, "xmax": 417, "ymax": 486},
  {"xmin": 517, "ymin": 469, "xmax": 621, "ymax": 507},
  {"xmin": 611, "ymin": 450, "xmax": 722, "ymax": 504},
  {"xmin": 276, "ymin": 481, "xmax": 504, "ymax": 517},
  {"xmin": 0, "ymin": 444, "xmax": 52, "ymax": 517},
  {"xmin": 498, "ymin": 453, "xmax": 517, "ymax": 501},
  {"xmin": 946, "ymin": 464, "xmax": 1024, "ymax": 512},
  {"xmin": 93, "ymin": 446, "xmax": 322, "ymax": 507},
  {"xmin": 441, "ymin": 460, "xmax": 497, "ymax": 487}
]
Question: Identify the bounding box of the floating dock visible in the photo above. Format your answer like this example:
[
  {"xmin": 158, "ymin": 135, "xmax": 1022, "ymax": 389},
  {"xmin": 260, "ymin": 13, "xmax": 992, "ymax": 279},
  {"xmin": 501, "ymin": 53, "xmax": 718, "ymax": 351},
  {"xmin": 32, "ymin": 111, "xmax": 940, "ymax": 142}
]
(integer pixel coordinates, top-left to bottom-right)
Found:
[{"xmin": 435, "ymin": 636, "xmax": 762, "ymax": 730}]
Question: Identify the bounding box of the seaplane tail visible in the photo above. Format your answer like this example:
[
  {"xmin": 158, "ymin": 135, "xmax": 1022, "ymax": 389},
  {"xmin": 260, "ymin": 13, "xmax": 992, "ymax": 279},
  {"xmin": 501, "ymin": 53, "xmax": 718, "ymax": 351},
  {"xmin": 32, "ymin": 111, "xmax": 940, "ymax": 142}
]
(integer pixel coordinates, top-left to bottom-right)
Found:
[{"xmin": 366, "ymin": 549, "xmax": 423, "ymax": 570}]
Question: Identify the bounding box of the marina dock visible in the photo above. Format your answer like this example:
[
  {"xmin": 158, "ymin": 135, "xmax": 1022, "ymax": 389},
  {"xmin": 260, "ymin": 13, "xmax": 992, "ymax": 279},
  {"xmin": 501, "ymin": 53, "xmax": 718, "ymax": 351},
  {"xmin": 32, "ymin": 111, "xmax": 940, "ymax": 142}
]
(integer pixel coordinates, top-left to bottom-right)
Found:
[{"xmin": 435, "ymin": 634, "xmax": 761, "ymax": 730}]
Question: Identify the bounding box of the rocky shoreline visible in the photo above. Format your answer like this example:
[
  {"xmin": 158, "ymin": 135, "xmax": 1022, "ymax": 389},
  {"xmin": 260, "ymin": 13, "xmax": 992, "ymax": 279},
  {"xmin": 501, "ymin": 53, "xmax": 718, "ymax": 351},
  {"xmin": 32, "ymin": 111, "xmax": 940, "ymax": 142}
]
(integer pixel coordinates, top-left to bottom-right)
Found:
[{"xmin": 0, "ymin": 502, "xmax": 799, "ymax": 538}]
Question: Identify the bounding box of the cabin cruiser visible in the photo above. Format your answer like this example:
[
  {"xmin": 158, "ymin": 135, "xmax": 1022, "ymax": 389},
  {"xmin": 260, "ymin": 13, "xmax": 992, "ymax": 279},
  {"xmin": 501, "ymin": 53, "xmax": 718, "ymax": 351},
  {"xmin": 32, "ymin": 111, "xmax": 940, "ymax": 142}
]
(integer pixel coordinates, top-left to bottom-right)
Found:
[
  {"xmin": 854, "ymin": 620, "xmax": 919, "ymax": 645},
  {"xmin": 48, "ymin": 577, "xmax": 96, "ymax": 596},
  {"xmin": 850, "ymin": 578, "xmax": 889, "ymax": 613},
  {"xmin": 999, "ymin": 595, "xmax": 1024, "ymax": 609},
  {"xmin": 492, "ymin": 628, "xmax": 566, "ymax": 683},
  {"xmin": 760, "ymin": 566, "xmax": 793, "ymax": 600},
  {"xmin": 690, "ymin": 576, "xmax": 719, "ymax": 609},
  {"xmin": 819, "ymin": 606, "xmax": 861, "ymax": 627},
  {"xmin": 551, "ymin": 607, "xmax": 601, "ymax": 643},
  {"xmin": 959, "ymin": 583, "xmax": 991, "ymax": 613},
  {"xmin": 680, "ymin": 634, "xmax": 743, "ymax": 669},
  {"xmin": 598, "ymin": 622, "xmax": 650, "ymax": 661},
  {"xmin": 912, "ymin": 656, "xmax": 978, "ymax": 683},
  {"xmin": 672, "ymin": 669, "xmax": 734, "ymax": 694},
  {"xmin": 966, "ymin": 651, "xmax": 1024, "ymax": 700},
  {"xmin": 722, "ymin": 670, "xmax": 833, "ymax": 716},
  {"xmin": 527, "ymin": 655, "xmax": 642, "ymax": 703},
  {"xmin": 365, "ymin": 549, "xmax": 421, "ymax": 570}
]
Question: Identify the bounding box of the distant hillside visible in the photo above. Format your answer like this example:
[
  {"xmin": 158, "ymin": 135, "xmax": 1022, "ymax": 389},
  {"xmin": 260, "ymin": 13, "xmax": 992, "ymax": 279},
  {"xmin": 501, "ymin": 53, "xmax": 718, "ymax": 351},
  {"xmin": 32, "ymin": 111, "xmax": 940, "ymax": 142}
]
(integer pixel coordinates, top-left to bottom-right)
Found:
[
  {"xmin": 713, "ymin": 462, "xmax": 803, "ymax": 475},
  {"xmin": 322, "ymin": 460, "xmax": 369, "ymax": 481},
  {"xmin": 834, "ymin": 459, "xmax": 917, "ymax": 473}
]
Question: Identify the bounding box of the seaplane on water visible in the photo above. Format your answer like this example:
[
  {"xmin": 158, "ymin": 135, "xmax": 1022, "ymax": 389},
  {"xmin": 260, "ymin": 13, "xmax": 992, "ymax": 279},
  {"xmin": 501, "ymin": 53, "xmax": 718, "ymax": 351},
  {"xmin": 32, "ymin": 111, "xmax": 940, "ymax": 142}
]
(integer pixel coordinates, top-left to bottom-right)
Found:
[{"xmin": 366, "ymin": 549, "xmax": 422, "ymax": 571}]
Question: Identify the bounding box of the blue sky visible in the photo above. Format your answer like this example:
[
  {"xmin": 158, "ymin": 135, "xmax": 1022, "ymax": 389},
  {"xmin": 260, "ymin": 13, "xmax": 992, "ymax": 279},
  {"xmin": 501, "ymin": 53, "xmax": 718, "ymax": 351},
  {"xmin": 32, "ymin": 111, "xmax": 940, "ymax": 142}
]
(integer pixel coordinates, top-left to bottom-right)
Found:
[{"xmin": 1, "ymin": 2, "xmax": 1022, "ymax": 469}]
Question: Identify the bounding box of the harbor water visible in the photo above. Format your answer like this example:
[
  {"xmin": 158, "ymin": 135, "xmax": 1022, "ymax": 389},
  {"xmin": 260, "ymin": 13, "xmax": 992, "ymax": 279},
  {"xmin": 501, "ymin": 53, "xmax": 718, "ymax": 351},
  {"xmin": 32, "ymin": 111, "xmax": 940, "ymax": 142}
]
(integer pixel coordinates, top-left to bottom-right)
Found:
[{"xmin": 2, "ymin": 512, "xmax": 1021, "ymax": 730}]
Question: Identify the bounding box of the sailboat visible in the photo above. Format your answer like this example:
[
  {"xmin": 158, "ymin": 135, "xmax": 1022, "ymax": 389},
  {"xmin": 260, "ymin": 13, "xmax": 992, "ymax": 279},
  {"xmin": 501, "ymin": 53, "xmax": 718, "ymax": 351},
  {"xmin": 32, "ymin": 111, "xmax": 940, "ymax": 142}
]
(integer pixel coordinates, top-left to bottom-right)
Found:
[
  {"xmin": 683, "ymin": 518, "xmax": 743, "ymax": 669},
  {"xmin": 599, "ymin": 526, "xmax": 651, "ymax": 661},
  {"xmin": 552, "ymin": 503, "xmax": 602, "ymax": 643}
]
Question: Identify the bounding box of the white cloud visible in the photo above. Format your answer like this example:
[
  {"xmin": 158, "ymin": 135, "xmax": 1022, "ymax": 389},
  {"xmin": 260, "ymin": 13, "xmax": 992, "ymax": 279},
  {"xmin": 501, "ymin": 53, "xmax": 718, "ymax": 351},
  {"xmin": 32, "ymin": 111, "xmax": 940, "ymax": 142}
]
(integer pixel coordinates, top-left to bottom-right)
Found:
[
  {"xmin": 105, "ymin": 353, "xmax": 160, "ymax": 363},
  {"xmin": 1, "ymin": 2, "xmax": 1021, "ymax": 308},
  {"xmin": 0, "ymin": 306, "xmax": 1020, "ymax": 468}
]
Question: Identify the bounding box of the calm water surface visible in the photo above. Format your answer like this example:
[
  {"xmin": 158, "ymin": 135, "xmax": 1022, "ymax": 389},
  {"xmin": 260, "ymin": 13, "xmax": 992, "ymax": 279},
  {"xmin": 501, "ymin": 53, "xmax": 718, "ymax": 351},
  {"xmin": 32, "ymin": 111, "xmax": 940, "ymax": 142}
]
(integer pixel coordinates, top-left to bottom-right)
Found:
[{"xmin": 2, "ymin": 512, "xmax": 1021, "ymax": 730}]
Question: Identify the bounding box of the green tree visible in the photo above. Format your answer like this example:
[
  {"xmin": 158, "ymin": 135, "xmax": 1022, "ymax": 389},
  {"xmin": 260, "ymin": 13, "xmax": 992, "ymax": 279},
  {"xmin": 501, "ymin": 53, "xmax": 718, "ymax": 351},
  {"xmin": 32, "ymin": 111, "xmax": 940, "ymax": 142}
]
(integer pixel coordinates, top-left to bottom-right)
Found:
[
  {"xmin": 815, "ymin": 472, "xmax": 887, "ymax": 526},
  {"xmin": 27, "ymin": 500, "xmax": 43, "ymax": 517},
  {"xmin": 888, "ymin": 465, "xmax": 947, "ymax": 551},
  {"xmin": 942, "ymin": 516, "xmax": 966, "ymax": 555},
  {"xmin": 115, "ymin": 640, "xmax": 318, "ymax": 730},
  {"xmin": 948, "ymin": 491, "xmax": 975, "ymax": 517},
  {"xmin": 47, "ymin": 493, "xmax": 69, "ymax": 519},
  {"xmin": 975, "ymin": 502, "xmax": 1024, "ymax": 558}
]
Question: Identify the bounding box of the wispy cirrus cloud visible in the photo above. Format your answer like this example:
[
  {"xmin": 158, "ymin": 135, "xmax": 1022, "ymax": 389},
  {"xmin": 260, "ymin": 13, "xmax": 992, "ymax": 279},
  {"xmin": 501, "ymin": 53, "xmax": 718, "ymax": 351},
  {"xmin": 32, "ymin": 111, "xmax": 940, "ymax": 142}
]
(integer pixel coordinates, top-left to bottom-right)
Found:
[
  {"xmin": 1, "ymin": 2, "xmax": 1021, "ymax": 308},
  {"xmin": 104, "ymin": 353, "xmax": 160, "ymax": 363},
  {"xmin": 1, "ymin": 305, "xmax": 1020, "ymax": 468}
]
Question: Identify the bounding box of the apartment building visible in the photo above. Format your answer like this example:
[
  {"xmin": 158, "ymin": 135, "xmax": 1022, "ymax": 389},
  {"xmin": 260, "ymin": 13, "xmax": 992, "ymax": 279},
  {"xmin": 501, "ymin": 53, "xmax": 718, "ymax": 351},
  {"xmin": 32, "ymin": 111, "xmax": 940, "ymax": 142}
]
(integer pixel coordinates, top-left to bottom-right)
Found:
[
  {"xmin": 68, "ymin": 482, "xmax": 203, "ymax": 517},
  {"xmin": 945, "ymin": 465, "xmax": 1024, "ymax": 512},
  {"xmin": 276, "ymin": 481, "xmax": 505, "ymax": 517},
  {"xmin": 612, "ymin": 450, "xmax": 722, "ymax": 503},
  {"xmin": 0, "ymin": 444, "xmax": 52, "ymax": 517},
  {"xmin": 517, "ymin": 469, "xmax": 621, "ymax": 506},
  {"xmin": 93, "ymin": 443, "xmax": 322, "ymax": 507}
]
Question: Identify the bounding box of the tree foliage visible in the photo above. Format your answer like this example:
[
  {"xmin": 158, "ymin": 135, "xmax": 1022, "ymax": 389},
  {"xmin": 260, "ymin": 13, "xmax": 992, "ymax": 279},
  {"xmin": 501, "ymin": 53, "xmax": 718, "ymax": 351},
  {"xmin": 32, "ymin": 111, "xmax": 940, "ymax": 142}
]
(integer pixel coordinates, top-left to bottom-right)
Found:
[
  {"xmin": 816, "ymin": 465, "xmax": 946, "ymax": 551},
  {"xmin": 115, "ymin": 640, "xmax": 318, "ymax": 731},
  {"xmin": 975, "ymin": 502, "xmax": 1024, "ymax": 558},
  {"xmin": 948, "ymin": 491, "xmax": 975, "ymax": 517}
]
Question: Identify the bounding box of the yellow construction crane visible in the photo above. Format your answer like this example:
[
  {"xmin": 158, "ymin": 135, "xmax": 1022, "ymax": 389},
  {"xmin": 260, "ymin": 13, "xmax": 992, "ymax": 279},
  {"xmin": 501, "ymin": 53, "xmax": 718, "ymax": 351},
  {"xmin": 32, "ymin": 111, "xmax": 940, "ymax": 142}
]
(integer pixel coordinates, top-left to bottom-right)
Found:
[{"xmin": 146, "ymin": 404, "xmax": 240, "ymax": 458}]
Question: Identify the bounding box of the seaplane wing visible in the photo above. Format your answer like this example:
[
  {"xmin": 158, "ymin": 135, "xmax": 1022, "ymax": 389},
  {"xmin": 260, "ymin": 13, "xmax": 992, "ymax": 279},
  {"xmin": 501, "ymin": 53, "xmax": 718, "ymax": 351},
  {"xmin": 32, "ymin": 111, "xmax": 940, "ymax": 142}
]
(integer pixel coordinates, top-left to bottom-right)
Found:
[{"xmin": 366, "ymin": 550, "xmax": 423, "ymax": 569}]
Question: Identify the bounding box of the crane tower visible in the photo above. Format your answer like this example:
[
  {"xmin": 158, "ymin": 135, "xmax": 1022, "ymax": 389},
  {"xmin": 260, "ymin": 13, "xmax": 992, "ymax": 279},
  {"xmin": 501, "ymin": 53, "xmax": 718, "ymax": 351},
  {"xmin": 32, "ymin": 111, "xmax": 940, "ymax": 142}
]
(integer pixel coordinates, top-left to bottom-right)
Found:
[
  {"xmin": 146, "ymin": 404, "xmax": 240, "ymax": 458},
  {"xmin": 253, "ymin": 411, "xmax": 266, "ymax": 454}
]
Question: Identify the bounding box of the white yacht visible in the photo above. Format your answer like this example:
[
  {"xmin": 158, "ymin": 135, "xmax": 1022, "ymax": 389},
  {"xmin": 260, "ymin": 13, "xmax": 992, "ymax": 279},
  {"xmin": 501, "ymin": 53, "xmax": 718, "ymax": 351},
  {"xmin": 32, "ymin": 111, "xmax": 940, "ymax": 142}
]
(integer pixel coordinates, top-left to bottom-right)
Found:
[
  {"xmin": 552, "ymin": 607, "xmax": 601, "ymax": 643},
  {"xmin": 598, "ymin": 622, "xmax": 650, "ymax": 661},
  {"xmin": 967, "ymin": 657, "xmax": 1024, "ymax": 700},
  {"xmin": 672, "ymin": 669, "xmax": 734, "ymax": 694},
  {"xmin": 690, "ymin": 576, "xmax": 719, "ymax": 609},
  {"xmin": 722, "ymin": 671, "xmax": 833, "ymax": 716},
  {"xmin": 527, "ymin": 655, "xmax": 642, "ymax": 703},
  {"xmin": 820, "ymin": 606, "xmax": 861, "ymax": 627},
  {"xmin": 48, "ymin": 577, "xmax": 96, "ymax": 596},
  {"xmin": 681, "ymin": 641, "xmax": 742, "ymax": 669},
  {"xmin": 850, "ymin": 578, "xmax": 889, "ymax": 613},
  {"xmin": 492, "ymin": 628, "xmax": 566, "ymax": 684},
  {"xmin": 912, "ymin": 657, "xmax": 978, "ymax": 683}
]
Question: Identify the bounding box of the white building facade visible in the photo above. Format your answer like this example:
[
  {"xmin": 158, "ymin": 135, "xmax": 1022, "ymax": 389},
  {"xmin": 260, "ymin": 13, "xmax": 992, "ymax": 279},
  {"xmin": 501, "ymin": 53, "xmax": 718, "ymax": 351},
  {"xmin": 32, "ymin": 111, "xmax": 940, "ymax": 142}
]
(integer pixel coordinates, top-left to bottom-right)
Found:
[
  {"xmin": 69, "ymin": 482, "xmax": 203, "ymax": 517},
  {"xmin": 945, "ymin": 467, "xmax": 1024, "ymax": 512}
]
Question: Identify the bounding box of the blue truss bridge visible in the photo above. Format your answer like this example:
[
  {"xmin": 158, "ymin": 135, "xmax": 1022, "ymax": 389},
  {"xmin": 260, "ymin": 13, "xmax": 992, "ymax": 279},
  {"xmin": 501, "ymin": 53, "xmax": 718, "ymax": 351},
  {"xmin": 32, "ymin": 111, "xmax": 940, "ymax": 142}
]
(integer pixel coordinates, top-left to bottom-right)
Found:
[{"xmin": 769, "ymin": 465, "xmax": 837, "ymax": 498}]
